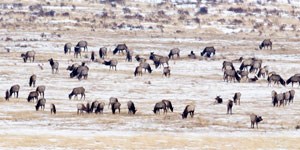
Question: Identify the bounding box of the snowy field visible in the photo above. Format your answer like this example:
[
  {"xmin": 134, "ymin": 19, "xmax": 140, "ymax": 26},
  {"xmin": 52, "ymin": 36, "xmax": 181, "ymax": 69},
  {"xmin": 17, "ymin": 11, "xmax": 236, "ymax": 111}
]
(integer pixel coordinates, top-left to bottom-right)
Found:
[{"xmin": 0, "ymin": 0, "xmax": 300, "ymax": 149}]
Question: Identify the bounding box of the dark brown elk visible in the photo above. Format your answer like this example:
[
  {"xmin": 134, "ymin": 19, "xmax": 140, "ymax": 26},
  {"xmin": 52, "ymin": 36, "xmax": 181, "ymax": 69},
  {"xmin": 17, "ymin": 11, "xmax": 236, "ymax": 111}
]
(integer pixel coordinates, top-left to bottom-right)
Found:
[
  {"xmin": 135, "ymin": 55, "xmax": 146, "ymax": 62},
  {"xmin": 36, "ymin": 85, "xmax": 45, "ymax": 98},
  {"xmin": 21, "ymin": 51, "xmax": 35, "ymax": 63},
  {"xmin": 76, "ymin": 40, "xmax": 88, "ymax": 52},
  {"xmin": 69, "ymin": 87, "xmax": 85, "ymax": 100},
  {"xmin": 29, "ymin": 74, "xmax": 36, "ymax": 87},
  {"xmin": 214, "ymin": 96, "xmax": 223, "ymax": 104},
  {"xmin": 162, "ymin": 99, "xmax": 173, "ymax": 112},
  {"xmin": 91, "ymin": 51, "xmax": 95, "ymax": 62},
  {"xmin": 74, "ymin": 46, "xmax": 81, "ymax": 58},
  {"xmin": 188, "ymin": 51, "xmax": 196, "ymax": 59},
  {"xmin": 5, "ymin": 90, "xmax": 9, "ymax": 101},
  {"xmin": 50, "ymin": 103, "xmax": 56, "ymax": 114},
  {"xmin": 286, "ymin": 74, "xmax": 300, "ymax": 87},
  {"xmin": 64, "ymin": 42, "xmax": 72, "ymax": 54},
  {"xmin": 168, "ymin": 48, "xmax": 180, "ymax": 59},
  {"xmin": 259, "ymin": 39, "xmax": 272, "ymax": 50},
  {"xmin": 227, "ymin": 100, "xmax": 233, "ymax": 115},
  {"xmin": 99, "ymin": 47, "xmax": 107, "ymax": 59},
  {"xmin": 250, "ymin": 113, "xmax": 263, "ymax": 129},
  {"xmin": 233, "ymin": 92, "xmax": 241, "ymax": 105},
  {"xmin": 163, "ymin": 66, "xmax": 171, "ymax": 77},
  {"xmin": 153, "ymin": 101, "xmax": 167, "ymax": 114},
  {"xmin": 288, "ymin": 90, "xmax": 295, "ymax": 104},
  {"xmin": 200, "ymin": 47, "xmax": 215, "ymax": 58},
  {"xmin": 113, "ymin": 44, "xmax": 128, "ymax": 55},
  {"xmin": 127, "ymin": 101, "xmax": 137, "ymax": 115},
  {"xmin": 27, "ymin": 91, "xmax": 38, "ymax": 102},
  {"xmin": 35, "ymin": 98, "xmax": 46, "ymax": 111},
  {"xmin": 111, "ymin": 101, "xmax": 121, "ymax": 114},
  {"xmin": 181, "ymin": 105, "xmax": 195, "ymax": 119}
]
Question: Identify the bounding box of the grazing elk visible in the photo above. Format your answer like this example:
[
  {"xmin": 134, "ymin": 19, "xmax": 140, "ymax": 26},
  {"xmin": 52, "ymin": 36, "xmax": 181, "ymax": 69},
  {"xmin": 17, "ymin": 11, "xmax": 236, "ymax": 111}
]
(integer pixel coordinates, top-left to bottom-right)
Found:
[
  {"xmin": 259, "ymin": 39, "xmax": 272, "ymax": 50},
  {"xmin": 111, "ymin": 101, "xmax": 121, "ymax": 114},
  {"xmin": 76, "ymin": 40, "xmax": 88, "ymax": 52},
  {"xmin": 257, "ymin": 66, "xmax": 269, "ymax": 78},
  {"xmin": 268, "ymin": 74, "xmax": 285, "ymax": 86},
  {"xmin": 200, "ymin": 47, "xmax": 215, "ymax": 58},
  {"xmin": 29, "ymin": 74, "xmax": 37, "ymax": 87},
  {"xmin": 237, "ymin": 70, "xmax": 249, "ymax": 81},
  {"xmin": 134, "ymin": 66, "xmax": 143, "ymax": 76},
  {"xmin": 64, "ymin": 42, "xmax": 72, "ymax": 54},
  {"xmin": 69, "ymin": 87, "xmax": 85, "ymax": 100},
  {"xmin": 227, "ymin": 100, "xmax": 233, "ymax": 115},
  {"xmin": 153, "ymin": 101, "xmax": 167, "ymax": 114},
  {"xmin": 126, "ymin": 50, "xmax": 134, "ymax": 62},
  {"xmin": 50, "ymin": 103, "xmax": 56, "ymax": 114},
  {"xmin": 99, "ymin": 47, "xmax": 107, "ymax": 59},
  {"xmin": 36, "ymin": 85, "xmax": 45, "ymax": 98},
  {"xmin": 27, "ymin": 91, "xmax": 39, "ymax": 102},
  {"xmin": 163, "ymin": 66, "xmax": 171, "ymax": 77},
  {"xmin": 127, "ymin": 101, "xmax": 137, "ymax": 115},
  {"xmin": 168, "ymin": 48, "xmax": 180, "ymax": 59},
  {"xmin": 239, "ymin": 58, "xmax": 255, "ymax": 71},
  {"xmin": 113, "ymin": 44, "xmax": 128, "ymax": 55},
  {"xmin": 181, "ymin": 105, "xmax": 195, "ymax": 119},
  {"xmin": 8, "ymin": 84, "xmax": 20, "ymax": 99},
  {"xmin": 162, "ymin": 99, "xmax": 173, "ymax": 112},
  {"xmin": 233, "ymin": 92, "xmax": 241, "ymax": 105},
  {"xmin": 74, "ymin": 46, "xmax": 81, "ymax": 58},
  {"xmin": 286, "ymin": 74, "xmax": 300, "ymax": 87},
  {"xmin": 108, "ymin": 97, "xmax": 118, "ymax": 108},
  {"xmin": 21, "ymin": 50, "xmax": 35, "ymax": 63},
  {"xmin": 139, "ymin": 62, "xmax": 152, "ymax": 73},
  {"xmin": 95, "ymin": 102, "xmax": 105, "ymax": 114},
  {"xmin": 103, "ymin": 59, "xmax": 118, "ymax": 71},
  {"xmin": 250, "ymin": 113, "xmax": 263, "ymax": 129},
  {"xmin": 77, "ymin": 103, "xmax": 88, "ymax": 115},
  {"xmin": 48, "ymin": 58, "xmax": 59, "ymax": 74},
  {"xmin": 249, "ymin": 59, "xmax": 262, "ymax": 73},
  {"xmin": 89, "ymin": 101, "xmax": 99, "ymax": 113},
  {"xmin": 35, "ymin": 98, "xmax": 46, "ymax": 111}
]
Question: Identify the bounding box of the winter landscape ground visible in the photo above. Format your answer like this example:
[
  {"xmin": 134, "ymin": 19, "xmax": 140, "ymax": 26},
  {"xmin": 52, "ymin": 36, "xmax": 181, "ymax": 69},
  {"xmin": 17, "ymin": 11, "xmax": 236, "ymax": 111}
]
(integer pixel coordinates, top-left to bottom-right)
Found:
[{"xmin": 0, "ymin": 0, "xmax": 300, "ymax": 149}]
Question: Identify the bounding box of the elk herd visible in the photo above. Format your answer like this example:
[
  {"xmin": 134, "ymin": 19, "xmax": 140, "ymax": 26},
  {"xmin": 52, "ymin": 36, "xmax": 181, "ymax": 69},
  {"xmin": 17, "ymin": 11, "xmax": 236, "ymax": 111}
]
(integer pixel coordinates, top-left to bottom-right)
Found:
[{"xmin": 2, "ymin": 38, "xmax": 297, "ymax": 129}]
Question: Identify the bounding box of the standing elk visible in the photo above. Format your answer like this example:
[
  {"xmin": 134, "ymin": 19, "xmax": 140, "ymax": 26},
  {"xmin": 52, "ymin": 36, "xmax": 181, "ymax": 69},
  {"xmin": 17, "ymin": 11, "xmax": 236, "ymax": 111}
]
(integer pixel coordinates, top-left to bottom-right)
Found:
[
  {"xmin": 162, "ymin": 99, "xmax": 173, "ymax": 112},
  {"xmin": 227, "ymin": 100, "xmax": 233, "ymax": 115},
  {"xmin": 76, "ymin": 40, "xmax": 88, "ymax": 52},
  {"xmin": 108, "ymin": 97, "xmax": 118, "ymax": 108},
  {"xmin": 36, "ymin": 85, "xmax": 45, "ymax": 98},
  {"xmin": 267, "ymin": 74, "xmax": 285, "ymax": 86},
  {"xmin": 250, "ymin": 113, "xmax": 263, "ymax": 129},
  {"xmin": 99, "ymin": 47, "xmax": 107, "ymax": 59},
  {"xmin": 48, "ymin": 58, "xmax": 59, "ymax": 74},
  {"xmin": 27, "ymin": 91, "xmax": 39, "ymax": 102},
  {"xmin": 50, "ymin": 103, "xmax": 56, "ymax": 114},
  {"xmin": 29, "ymin": 74, "xmax": 37, "ymax": 87},
  {"xmin": 77, "ymin": 103, "xmax": 88, "ymax": 115},
  {"xmin": 111, "ymin": 101, "xmax": 121, "ymax": 114},
  {"xmin": 7, "ymin": 84, "xmax": 20, "ymax": 100},
  {"xmin": 64, "ymin": 42, "xmax": 72, "ymax": 54},
  {"xmin": 153, "ymin": 101, "xmax": 167, "ymax": 114},
  {"xmin": 168, "ymin": 48, "xmax": 180, "ymax": 59},
  {"xmin": 103, "ymin": 59, "xmax": 118, "ymax": 71},
  {"xmin": 95, "ymin": 102, "xmax": 105, "ymax": 114},
  {"xmin": 233, "ymin": 92, "xmax": 241, "ymax": 105},
  {"xmin": 163, "ymin": 66, "xmax": 171, "ymax": 77},
  {"xmin": 21, "ymin": 50, "xmax": 35, "ymax": 63}
]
